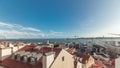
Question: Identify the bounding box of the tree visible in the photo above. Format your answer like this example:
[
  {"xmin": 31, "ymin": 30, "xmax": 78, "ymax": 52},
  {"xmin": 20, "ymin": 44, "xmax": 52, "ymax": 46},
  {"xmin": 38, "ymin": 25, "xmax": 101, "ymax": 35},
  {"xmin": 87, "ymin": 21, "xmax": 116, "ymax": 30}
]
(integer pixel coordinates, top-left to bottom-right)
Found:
[{"xmin": 54, "ymin": 44, "xmax": 59, "ymax": 48}]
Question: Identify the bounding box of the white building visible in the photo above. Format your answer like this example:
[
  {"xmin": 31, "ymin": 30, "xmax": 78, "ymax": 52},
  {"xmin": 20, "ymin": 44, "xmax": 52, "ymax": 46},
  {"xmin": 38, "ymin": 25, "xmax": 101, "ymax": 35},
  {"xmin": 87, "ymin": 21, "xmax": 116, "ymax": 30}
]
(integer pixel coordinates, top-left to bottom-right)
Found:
[
  {"xmin": 115, "ymin": 57, "xmax": 120, "ymax": 68},
  {"xmin": 0, "ymin": 44, "xmax": 25, "ymax": 61}
]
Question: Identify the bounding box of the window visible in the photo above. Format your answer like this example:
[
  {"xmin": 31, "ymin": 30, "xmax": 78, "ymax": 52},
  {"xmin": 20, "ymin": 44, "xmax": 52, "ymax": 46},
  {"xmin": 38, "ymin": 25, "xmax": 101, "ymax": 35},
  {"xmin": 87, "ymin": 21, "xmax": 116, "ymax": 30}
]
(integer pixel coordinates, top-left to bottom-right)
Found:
[{"xmin": 62, "ymin": 56, "xmax": 64, "ymax": 61}]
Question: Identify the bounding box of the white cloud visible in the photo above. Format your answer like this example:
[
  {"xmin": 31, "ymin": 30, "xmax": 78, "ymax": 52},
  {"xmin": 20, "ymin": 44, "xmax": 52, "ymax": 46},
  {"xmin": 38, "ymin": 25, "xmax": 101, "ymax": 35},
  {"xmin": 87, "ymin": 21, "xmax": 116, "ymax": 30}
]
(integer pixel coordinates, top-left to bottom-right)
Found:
[
  {"xmin": 21, "ymin": 27, "xmax": 41, "ymax": 32},
  {"xmin": 0, "ymin": 22, "xmax": 41, "ymax": 32},
  {"xmin": 0, "ymin": 22, "xmax": 14, "ymax": 28},
  {"xmin": 0, "ymin": 22, "xmax": 44, "ymax": 39},
  {"xmin": 49, "ymin": 30, "xmax": 63, "ymax": 34},
  {"xmin": 0, "ymin": 29, "xmax": 45, "ymax": 39},
  {"xmin": 0, "ymin": 22, "xmax": 63, "ymax": 39},
  {"xmin": 45, "ymin": 30, "xmax": 63, "ymax": 38}
]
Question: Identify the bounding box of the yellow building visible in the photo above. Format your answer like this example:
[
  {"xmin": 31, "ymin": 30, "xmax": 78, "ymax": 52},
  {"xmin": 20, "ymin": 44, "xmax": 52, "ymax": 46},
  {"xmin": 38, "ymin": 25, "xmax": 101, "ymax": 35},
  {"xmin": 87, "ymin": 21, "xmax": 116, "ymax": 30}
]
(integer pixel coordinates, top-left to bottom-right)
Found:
[{"xmin": 50, "ymin": 49, "xmax": 74, "ymax": 68}]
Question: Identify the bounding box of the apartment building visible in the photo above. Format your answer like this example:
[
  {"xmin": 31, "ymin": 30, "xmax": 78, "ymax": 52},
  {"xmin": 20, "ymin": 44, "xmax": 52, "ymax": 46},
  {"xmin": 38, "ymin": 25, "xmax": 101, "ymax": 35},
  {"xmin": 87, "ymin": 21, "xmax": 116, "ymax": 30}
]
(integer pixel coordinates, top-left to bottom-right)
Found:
[{"xmin": 1, "ymin": 45, "xmax": 74, "ymax": 68}]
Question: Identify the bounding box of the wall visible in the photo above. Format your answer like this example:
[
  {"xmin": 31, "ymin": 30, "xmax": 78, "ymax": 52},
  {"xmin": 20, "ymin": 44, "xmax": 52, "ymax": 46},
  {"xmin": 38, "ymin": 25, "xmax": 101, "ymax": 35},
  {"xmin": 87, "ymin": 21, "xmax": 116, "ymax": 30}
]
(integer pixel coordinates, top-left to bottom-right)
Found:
[
  {"xmin": 0, "ymin": 47, "xmax": 12, "ymax": 61},
  {"xmin": 0, "ymin": 45, "xmax": 25, "ymax": 61},
  {"xmin": 77, "ymin": 61, "xmax": 82, "ymax": 68},
  {"xmin": 43, "ymin": 53, "xmax": 54, "ymax": 68},
  {"xmin": 85, "ymin": 56, "xmax": 94, "ymax": 68},
  {"xmin": 12, "ymin": 47, "xmax": 18, "ymax": 53},
  {"xmin": 50, "ymin": 49, "xmax": 74, "ymax": 68},
  {"xmin": 13, "ymin": 45, "xmax": 24, "ymax": 53},
  {"xmin": 116, "ymin": 57, "xmax": 120, "ymax": 68}
]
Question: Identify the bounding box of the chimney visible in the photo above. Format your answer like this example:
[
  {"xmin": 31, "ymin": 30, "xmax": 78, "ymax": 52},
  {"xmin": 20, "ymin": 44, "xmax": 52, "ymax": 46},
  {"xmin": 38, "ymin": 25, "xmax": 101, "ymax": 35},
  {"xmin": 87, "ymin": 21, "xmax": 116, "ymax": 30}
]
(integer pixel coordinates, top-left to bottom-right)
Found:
[{"xmin": 43, "ymin": 52, "xmax": 55, "ymax": 68}]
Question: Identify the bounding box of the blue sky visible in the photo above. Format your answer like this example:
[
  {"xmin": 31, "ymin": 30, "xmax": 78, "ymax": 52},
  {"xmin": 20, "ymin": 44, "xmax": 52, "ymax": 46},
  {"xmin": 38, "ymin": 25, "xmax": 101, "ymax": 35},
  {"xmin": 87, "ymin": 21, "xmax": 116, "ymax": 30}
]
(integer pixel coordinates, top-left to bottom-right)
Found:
[{"xmin": 0, "ymin": 0, "xmax": 120, "ymax": 38}]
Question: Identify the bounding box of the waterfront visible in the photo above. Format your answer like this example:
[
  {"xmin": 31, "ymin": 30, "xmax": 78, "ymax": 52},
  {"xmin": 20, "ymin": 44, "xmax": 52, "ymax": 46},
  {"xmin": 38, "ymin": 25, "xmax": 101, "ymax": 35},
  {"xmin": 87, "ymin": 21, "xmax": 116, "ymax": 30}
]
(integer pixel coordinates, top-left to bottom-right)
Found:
[
  {"xmin": 1, "ymin": 38, "xmax": 120, "ymax": 44},
  {"xmin": 0, "ymin": 38, "xmax": 117, "ymax": 68}
]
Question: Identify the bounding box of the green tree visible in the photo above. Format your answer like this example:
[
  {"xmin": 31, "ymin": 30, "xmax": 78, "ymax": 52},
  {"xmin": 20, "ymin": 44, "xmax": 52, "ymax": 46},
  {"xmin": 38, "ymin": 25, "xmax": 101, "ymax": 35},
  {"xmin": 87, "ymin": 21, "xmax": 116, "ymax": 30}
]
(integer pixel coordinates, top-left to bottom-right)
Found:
[{"xmin": 54, "ymin": 44, "xmax": 59, "ymax": 48}]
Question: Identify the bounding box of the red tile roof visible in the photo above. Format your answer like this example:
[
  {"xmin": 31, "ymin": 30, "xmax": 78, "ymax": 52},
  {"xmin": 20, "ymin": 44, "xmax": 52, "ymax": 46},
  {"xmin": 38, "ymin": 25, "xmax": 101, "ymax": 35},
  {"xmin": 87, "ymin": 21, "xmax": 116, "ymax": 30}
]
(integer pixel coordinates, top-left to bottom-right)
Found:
[
  {"xmin": 1, "ymin": 45, "xmax": 62, "ymax": 68},
  {"xmin": 89, "ymin": 60, "xmax": 104, "ymax": 68},
  {"xmin": 73, "ymin": 52, "xmax": 90, "ymax": 64},
  {"xmin": 94, "ymin": 60, "xmax": 104, "ymax": 67},
  {"xmin": 102, "ymin": 59, "xmax": 115, "ymax": 68},
  {"xmin": 90, "ymin": 65, "xmax": 102, "ymax": 68},
  {"xmin": 17, "ymin": 45, "xmax": 35, "ymax": 52},
  {"xmin": 89, "ymin": 58, "xmax": 115, "ymax": 68},
  {"xmin": 66, "ymin": 48, "xmax": 76, "ymax": 54}
]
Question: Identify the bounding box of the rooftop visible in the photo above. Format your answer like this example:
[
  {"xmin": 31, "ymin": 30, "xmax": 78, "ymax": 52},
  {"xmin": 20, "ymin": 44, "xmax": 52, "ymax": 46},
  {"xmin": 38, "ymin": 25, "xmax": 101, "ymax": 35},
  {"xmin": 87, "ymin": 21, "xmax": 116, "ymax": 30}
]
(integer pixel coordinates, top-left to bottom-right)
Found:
[
  {"xmin": 1, "ymin": 45, "xmax": 62, "ymax": 68},
  {"xmin": 73, "ymin": 52, "xmax": 90, "ymax": 64}
]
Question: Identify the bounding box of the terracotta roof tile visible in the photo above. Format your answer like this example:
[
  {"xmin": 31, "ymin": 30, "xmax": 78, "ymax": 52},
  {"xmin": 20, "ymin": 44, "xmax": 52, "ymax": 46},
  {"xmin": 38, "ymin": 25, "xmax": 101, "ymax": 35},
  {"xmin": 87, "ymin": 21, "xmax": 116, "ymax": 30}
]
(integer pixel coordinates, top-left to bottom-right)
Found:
[
  {"xmin": 1, "ymin": 45, "xmax": 62, "ymax": 68},
  {"xmin": 73, "ymin": 52, "xmax": 90, "ymax": 64},
  {"xmin": 66, "ymin": 48, "xmax": 76, "ymax": 54}
]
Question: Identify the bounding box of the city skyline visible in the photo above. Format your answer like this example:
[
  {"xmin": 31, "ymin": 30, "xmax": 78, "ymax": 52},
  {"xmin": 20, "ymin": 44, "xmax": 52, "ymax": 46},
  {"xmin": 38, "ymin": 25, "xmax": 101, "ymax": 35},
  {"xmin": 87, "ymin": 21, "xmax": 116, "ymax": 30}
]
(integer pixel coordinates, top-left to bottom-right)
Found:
[{"xmin": 0, "ymin": 0, "xmax": 120, "ymax": 39}]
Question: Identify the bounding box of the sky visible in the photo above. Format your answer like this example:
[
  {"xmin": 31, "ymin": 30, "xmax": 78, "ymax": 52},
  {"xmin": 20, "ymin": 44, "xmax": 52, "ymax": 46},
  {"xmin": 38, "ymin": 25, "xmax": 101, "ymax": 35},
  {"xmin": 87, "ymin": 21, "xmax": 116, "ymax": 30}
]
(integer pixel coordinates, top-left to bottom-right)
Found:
[{"xmin": 0, "ymin": 0, "xmax": 120, "ymax": 39}]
